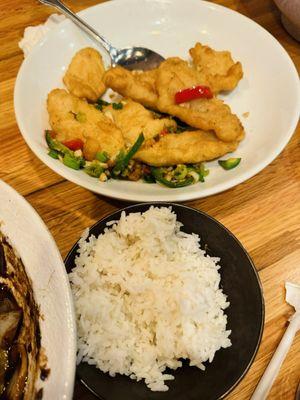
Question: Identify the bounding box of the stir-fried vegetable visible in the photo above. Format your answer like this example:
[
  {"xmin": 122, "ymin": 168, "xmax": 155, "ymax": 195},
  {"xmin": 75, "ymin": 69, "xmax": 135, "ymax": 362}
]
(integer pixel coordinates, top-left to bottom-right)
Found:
[
  {"xmin": 63, "ymin": 153, "xmax": 83, "ymax": 170},
  {"xmin": 45, "ymin": 128, "xmax": 215, "ymax": 188},
  {"xmin": 112, "ymin": 102, "xmax": 123, "ymax": 110},
  {"xmin": 150, "ymin": 163, "xmax": 209, "ymax": 188},
  {"xmin": 75, "ymin": 112, "xmax": 87, "ymax": 123},
  {"xmin": 62, "ymin": 139, "xmax": 84, "ymax": 151},
  {"xmin": 48, "ymin": 149, "xmax": 59, "ymax": 159},
  {"xmin": 46, "ymin": 131, "xmax": 85, "ymax": 168},
  {"xmin": 112, "ymin": 133, "xmax": 145, "ymax": 177},
  {"xmin": 95, "ymin": 151, "xmax": 109, "ymax": 163},
  {"xmin": 95, "ymin": 98, "xmax": 109, "ymax": 111},
  {"xmin": 175, "ymin": 85, "xmax": 213, "ymax": 104},
  {"xmin": 218, "ymin": 158, "xmax": 241, "ymax": 170},
  {"xmin": 151, "ymin": 167, "xmax": 194, "ymax": 188},
  {"xmin": 84, "ymin": 161, "xmax": 104, "ymax": 177},
  {"xmin": 46, "ymin": 130, "xmax": 72, "ymax": 156}
]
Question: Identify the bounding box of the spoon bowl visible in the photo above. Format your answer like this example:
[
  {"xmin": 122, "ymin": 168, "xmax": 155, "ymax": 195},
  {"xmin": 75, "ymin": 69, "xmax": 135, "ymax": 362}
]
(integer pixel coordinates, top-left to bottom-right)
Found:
[
  {"xmin": 112, "ymin": 46, "xmax": 164, "ymax": 70},
  {"xmin": 38, "ymin": 0, "xmax": 165, "ymax": 70}
]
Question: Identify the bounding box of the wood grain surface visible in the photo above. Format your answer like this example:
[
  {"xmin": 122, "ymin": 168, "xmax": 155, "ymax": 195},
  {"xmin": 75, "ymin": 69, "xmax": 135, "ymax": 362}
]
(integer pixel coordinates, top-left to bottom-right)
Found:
[{"xmin": 0, "ymin": 0, "xmax": 299, "ymax": 399}]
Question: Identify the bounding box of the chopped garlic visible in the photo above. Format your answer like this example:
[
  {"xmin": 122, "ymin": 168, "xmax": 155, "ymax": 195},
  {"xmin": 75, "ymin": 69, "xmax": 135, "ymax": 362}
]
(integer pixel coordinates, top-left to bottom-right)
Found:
[
  {"xmin": 99, "ymin": 173, "xmax": 108, "ymax": 182},
  {"xmin": 188, "ymin": 171, "xmax": 199, "ymax": 182},
  {"xmin": 74, "ymin": 149, "xmax": 83, "ymax": 157}
]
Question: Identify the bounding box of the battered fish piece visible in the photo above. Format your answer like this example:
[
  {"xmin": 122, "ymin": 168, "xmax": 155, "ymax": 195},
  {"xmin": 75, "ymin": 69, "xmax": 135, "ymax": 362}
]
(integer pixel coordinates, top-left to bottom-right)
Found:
[
  {"xmin": 47, "ymin": 89, "xmax": 124, "ymax": 160},
  {"xmin": 135, "ymin": 130, "xmax": 239, "ymax": 166},
  {"xmin": 102, "ymin": 98, "xmax": 239, "ymax": 166},
  {"xmin": 190, "ymin": 43, "xmax": 243, "ymax": 93},
  {"xmin": 102, "ymin": 99, "xmax": 176, "ymax": 144},
  {"xmin": 63, "ymin": 48, "xmax": 106, "ymax": 102},
  {"xmin": 156, "ymin": 58, "xmax": 244, "ymax": 142},
  {"xmin": 103, "ymin": 67, "xmax": 158, "ymax": 110}
]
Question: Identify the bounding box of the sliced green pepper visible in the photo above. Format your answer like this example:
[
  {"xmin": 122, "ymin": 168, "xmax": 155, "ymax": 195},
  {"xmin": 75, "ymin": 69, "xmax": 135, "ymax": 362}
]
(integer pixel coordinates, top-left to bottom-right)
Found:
[
  {"xmin": 151, "ymin": 167, "xmax": 194, "ymax": 188},
  {"xmin": 75, "ymin": 112, "xmax": 87, "ymax": 123},
  {"xmin": 218, "ymin": 158, "xmax": 241, "ymax": 170},
  {"xmin": 143, "ymin": 174, "xmax": 156, "ymax": 184},
  {"xmin": 84, "ymin": 161, "xmax": 104, "ymax": 178},
  {"xmin": 45, "ymin": 130, "xmax": 72, "ymax": 156},
  {"xmin": 46, "ymin": 131, "xmax": 85, "ymax": 168},
  {"xmin": 112, "ymin": 102, "xmax": 123, "ymax": 110},
  {"xmin": 48, "ymin": 149, "xmax": 59, "ymax": 159},
  {"xmin": 95, "ymin": 98, "xmax": 109, "ymax": 111},
  {"xmin": 173, "ymin": 165, "xmax": 188, "ymax": 180},
  {"xmin": 63, "ymin": 153, "xmax": 82, "ymax": 170},
  {"xmin": 95, "ymin": 151, "xmax": 109, "ymax": 163},
  {"xmin": 112, "ymin": 133, "xmax": 145, "ymax": 177},
  {"xmin": 190, "ymin": 163, "xmax": 209, "ymax": 182}
]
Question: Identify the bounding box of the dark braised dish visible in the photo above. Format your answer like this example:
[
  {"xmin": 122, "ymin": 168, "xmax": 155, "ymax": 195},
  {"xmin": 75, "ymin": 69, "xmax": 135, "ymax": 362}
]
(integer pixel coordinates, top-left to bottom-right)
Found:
[{"xmin": 0, "ymin": 231, "xmax": 46, "ymax": 399}]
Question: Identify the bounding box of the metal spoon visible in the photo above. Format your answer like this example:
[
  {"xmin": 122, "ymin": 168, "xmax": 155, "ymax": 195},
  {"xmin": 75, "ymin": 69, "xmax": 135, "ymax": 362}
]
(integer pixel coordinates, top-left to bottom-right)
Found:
[{"xmin": 38, "ymin": 0, "xmax": 165, "ymax": 70}]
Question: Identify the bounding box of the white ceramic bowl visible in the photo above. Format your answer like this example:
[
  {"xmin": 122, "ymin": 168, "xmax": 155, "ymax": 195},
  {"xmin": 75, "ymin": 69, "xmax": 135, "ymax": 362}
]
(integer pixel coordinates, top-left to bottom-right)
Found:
[
  {"xmin": 14, "ymin": 0, "xmax": 300, "ymax": 202},
  {"xmin": 0, "ymin": 180, "xmax": 76, "ymax": 399}
]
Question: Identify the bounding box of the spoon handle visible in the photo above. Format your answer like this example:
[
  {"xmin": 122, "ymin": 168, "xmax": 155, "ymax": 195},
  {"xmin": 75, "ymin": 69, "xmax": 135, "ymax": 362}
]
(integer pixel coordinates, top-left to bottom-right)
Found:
[{"xmin": 38, "ymin": 0, "xmax": 115, "ymax": 58}]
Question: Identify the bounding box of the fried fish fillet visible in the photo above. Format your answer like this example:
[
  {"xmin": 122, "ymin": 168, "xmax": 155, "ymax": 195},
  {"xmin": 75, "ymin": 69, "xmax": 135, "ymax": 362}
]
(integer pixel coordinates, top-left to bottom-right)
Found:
[
  {"xmin": 102, "ymin": 99, "xmax": 176, "ymax": 144},
  {"xmin": 63, "ymin": 47, "xmax": 106, "ymax": 102},
  {"xmin": 135, "ymin": 130, "xmax": 239, "ymax": 166},
  {"xmin": 190, "ymin": 42, "xmax": 243, "ymax": 93},
  {"xmin": 47, "ymin": 89, "xmax": 124, "ymax": 160},
  {"xmin": 103, "ymin": 67, "xmax": 158, "ymax": 110},
  {"xmin": 102, "ymin": 98, "xmax": 239, "ymax": 166},
  {"xmin": 156, "ymin": 58, "xmax": 244, "ymax": 142}
]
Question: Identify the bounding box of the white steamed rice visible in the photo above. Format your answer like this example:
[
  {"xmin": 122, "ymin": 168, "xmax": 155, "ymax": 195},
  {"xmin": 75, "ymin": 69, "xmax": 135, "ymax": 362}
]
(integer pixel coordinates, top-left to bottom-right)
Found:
[{"xmin": 69, "ymin": 206, "xmax": 231, "ymax": 391}]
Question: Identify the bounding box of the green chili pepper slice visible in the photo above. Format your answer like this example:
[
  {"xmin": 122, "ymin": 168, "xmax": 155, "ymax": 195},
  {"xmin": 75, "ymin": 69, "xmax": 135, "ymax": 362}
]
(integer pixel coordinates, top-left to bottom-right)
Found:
[
  {"xmin": 46, "ymin": 131, "xmax": 85, "ymax": 168},
  {"xmin": 189, "ymin": 163, "xmax": 209, "ymax": 182},
  {"xmin": 63, "ymin": 153, "xmax": 82, "ymax": 170},
  {"xmin": 48, "ymin": 149, "xmax": 59, "ymax": 159},
  {"xmin": 95, "ymin": 151, "xmax": 109, "ymax": 162},
  {"xmin": 45, "ymin": 130, "xmax": 72, "ymax": 156},
  {"xmin": 75, "ymin": 112, "xmax": 87, "ymax": 123},
  {"xmin": 218, "ymin": 158, "xmax": 241, "ymax": 170},
  {"xmin": 151, "ymin": 167, "xmax": 194, "ymax": 188},
  {"xmin": 143, "ymin": 174, "xmax": 156, "ymax": 184},
  {"xmin": 84, "ymin": 161, "xmax": 104, "ymax": 177},
  {"xmin": 112, "ymin": 133, "xmax": 144, "ymax": 177},
  {"xmin": 173, "ymin": 165, "xmax": 188, "ymax": 180},
  {"xmin": 112, "ymin": 102, "xmax": 123, "ymax": 110},
  {"xmin": 95, "ymin": 99, "xmax": 109, "ymax": 111}
]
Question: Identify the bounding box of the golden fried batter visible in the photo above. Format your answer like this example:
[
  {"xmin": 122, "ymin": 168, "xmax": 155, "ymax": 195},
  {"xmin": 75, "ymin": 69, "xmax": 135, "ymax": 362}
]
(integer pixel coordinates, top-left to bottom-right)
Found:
[
  {"xmin": 156, "ymin": 58, "xmax": 244, "ymax": 142},
  {"xmin": 101, "ymin": 98, "xmax": 239, "ymax": 166},
  {"xmin": 103, "ymin": 67, "xmax": 158, "ymax": 110},
  {"xmin": 190, "ymin": 42, "xmax": 243, "ymax": 93},
  {"xmin": 135, "ymin": 130, "xmax": 239, "ymax": 166},
  {"xmin": 47, "ymin": 89, "xmax": 124, "ymax": 160},
  {"xmin": 102, "ymin": 99, "xmax": 176, "ymax": 144},
  {"xmin": 63, "ymin": 47, "xmax": 106, "ymax": 102}
]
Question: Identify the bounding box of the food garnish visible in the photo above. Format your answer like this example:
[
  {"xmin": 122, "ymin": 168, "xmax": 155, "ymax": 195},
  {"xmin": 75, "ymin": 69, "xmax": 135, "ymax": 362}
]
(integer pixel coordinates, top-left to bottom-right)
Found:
[
  {"xmin": 112, "ymin": 133, "xmax": 145, "ymax": 177},
  {"xmin": 218, "ymin": 158, "xmax": 241, "ymax": 170},
  {"xmin": 46, "ymin": 131, "xmax": 85, "ymax": 170},
  {"xmin": 151, "ymin": 163, "xmax": 209, "ymax": 188},
  {"xmin": 62, "ymin": 139, "xmax": 84, "ymax": 151},
  {"xmin": 174, "ymin": 85, "xmax": 213, "ymax": 104}
]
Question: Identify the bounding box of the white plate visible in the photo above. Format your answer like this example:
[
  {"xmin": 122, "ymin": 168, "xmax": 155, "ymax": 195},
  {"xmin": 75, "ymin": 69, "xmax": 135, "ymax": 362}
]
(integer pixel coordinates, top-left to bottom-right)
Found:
[
  {"xmin": 0, "ymin": 180, "xmax": 76, "ymax": 399},
  {"xmin": 14, "ymin": 0, "xmax": 300, "ymax": 202}
]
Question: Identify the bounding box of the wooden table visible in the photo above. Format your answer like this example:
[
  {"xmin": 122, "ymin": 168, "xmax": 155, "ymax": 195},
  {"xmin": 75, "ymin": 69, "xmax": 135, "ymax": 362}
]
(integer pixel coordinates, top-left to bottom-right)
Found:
[{"xmin": 1, "ymin": 0, "xmax": 299, "ymax": 398}]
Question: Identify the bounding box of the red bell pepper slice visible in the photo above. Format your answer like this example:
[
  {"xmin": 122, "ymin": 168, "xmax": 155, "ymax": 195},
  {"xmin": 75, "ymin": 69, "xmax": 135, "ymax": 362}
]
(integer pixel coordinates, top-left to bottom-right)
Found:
[
  {"xmin": 175, "ymin": 85, "xmax": 213, "ymax": 104},
  {"xmin": 159, "ymin": 128, "xmax": 168, "ymax": 136},
  {"xmin": 62, "ymin": 139, "xmax": 84, "ymax": 151}
]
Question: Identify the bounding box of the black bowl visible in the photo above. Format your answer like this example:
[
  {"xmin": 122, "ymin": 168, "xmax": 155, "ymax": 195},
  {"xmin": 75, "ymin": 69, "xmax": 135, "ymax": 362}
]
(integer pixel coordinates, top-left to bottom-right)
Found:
[{"xmin": 65, "ymin": 203, "xmax": 264, "ymax": 400}]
